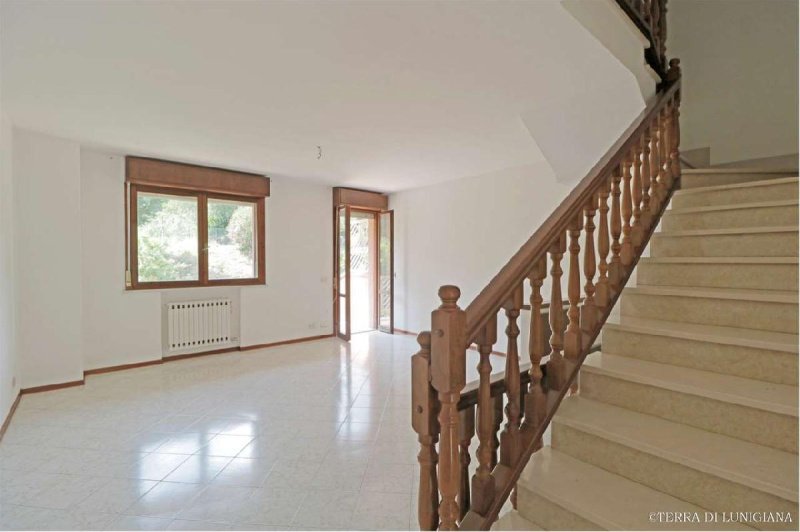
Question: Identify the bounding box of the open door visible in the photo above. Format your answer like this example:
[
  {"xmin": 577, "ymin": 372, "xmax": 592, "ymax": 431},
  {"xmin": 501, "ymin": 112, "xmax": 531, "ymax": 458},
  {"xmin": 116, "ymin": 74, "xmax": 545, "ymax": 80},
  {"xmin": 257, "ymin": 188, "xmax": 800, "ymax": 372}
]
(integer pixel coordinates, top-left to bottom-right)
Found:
[
  {"xmin": 378, "ymin": 210, "xmax": 394, "ymax": 333},
  {"xmin": 336, "ymin": 205, "xmax": 351, "ymax": 340}
]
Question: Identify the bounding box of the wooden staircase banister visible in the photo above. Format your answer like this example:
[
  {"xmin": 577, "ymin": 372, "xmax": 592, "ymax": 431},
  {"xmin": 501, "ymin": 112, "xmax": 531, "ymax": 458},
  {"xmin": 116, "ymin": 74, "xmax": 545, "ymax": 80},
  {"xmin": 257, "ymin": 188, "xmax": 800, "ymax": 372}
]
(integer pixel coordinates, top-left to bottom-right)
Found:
[{"xmin": 412, "ymin": 57, "xmax": 683, "ymax": 531}]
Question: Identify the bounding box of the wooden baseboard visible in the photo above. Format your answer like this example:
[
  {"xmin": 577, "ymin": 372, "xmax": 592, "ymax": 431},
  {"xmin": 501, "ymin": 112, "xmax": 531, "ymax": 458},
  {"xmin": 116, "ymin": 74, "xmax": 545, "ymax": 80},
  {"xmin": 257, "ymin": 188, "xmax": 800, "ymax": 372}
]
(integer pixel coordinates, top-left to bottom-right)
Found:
[
  {"xmin": 240, "ymin": 333, "xmax": 334, "ymax": 351},
  {"xmin": 18, "ymin": 333, "xmax": 344, "ymax": 397},
  {"xmin": 84, "ymin": 359, "xmax": 163, "ymax": 376},
  {"xmin": 163, "ymin": 346, "xmax": 240, "ymax": 362},
  {"xmin": 393, "ymin": 328, "xmax": 417, "ymax": 336},
  {"xmin": 21, "ymin": 379, "xmax": 85, "ymax": 394},
  {"xmin": 0, "ymin": 392, "xmax": 21, "ymax": 443}
]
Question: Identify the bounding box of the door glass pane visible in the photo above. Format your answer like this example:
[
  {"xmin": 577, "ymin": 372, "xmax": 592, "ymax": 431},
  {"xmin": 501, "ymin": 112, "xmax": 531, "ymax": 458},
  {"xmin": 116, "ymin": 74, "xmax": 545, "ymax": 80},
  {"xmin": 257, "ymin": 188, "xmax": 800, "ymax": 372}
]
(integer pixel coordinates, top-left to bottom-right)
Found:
[
  {"xmin": 337, "ymin": 207, "xmax": 348, "ymax": 338},
  {"xmin": 350, "ymin": 211, "xmax": 375, "ymax": 334},
  {"xmin": 379, "ymin": 211, "xmax": 392, "ymax": 331},
  {"xmin": 137, "ymin": 192, "xmax": 198, "ymax": 282},
  {"xmin": 208, "ymin": 198, "xmax": 257, "ymax": 280},
  {"xmin": 338, "ymin": 208, "xmax": 347, "ymax": 295},
  {"xmin": 339, "ymin": 295, "xmax": 347, "ymax": 336}
]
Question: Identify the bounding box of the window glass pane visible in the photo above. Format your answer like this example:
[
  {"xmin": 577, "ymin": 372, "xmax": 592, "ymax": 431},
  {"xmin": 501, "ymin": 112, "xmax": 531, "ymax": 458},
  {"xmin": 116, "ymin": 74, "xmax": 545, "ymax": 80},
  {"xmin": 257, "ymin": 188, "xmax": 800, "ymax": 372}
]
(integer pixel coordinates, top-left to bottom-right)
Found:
[
  {"xmin": 137, "ymin": 192, "xmax": 199, "ymax": 282},
  {"xmin": 208, "ymin": 199, "xmax": 257, "ymax": 280}
]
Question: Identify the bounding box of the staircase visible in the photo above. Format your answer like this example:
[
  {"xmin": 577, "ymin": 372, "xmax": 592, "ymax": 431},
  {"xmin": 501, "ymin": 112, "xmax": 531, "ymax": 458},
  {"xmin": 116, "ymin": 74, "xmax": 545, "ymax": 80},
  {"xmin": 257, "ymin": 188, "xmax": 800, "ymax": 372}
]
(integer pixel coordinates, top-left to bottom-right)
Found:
[{"xmin": 496, "ymin": 169, "xmax": 799, "ymax": 530}]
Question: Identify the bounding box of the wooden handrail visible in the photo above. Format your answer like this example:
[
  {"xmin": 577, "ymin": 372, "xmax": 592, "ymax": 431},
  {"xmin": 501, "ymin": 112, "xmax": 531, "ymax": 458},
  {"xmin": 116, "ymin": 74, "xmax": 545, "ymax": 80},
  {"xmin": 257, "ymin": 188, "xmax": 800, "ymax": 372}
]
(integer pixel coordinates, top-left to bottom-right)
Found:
[
  {"xmin": 463, "ymin": 75, "xmax": 681, "ymax": 346},
  {"xmin": 412, "ymin": 57, "xmax": 683, "ymax": 531}
]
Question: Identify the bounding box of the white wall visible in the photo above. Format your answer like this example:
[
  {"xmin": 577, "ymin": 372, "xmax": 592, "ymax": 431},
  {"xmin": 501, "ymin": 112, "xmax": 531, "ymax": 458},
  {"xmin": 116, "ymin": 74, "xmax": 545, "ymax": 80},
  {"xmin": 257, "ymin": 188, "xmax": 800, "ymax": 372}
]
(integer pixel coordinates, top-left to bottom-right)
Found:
[
  {"xmin": 14, "ymin": 129, "xmax": 83, "ymax": 388},
  {"xmin": 668, "ymin": 0, "xmax": 799, "ymax": 164},
  {"xmin": 0, "ymin": 85, "xmax": 18, "ymax": 421},
  {"xmin": 80, "ymin": 150, "xmax": 162, "ymax": 370},
  {"xmin": 390, "ymin": 162, "xmax": 571, "ymax": 334},
  {"xmin": 240, "ymin": 177, "xmax": 333, "ymax": 347},
  {"xmin": 13, "ymin": 130, "xmax": 334, "ymax": 386}
]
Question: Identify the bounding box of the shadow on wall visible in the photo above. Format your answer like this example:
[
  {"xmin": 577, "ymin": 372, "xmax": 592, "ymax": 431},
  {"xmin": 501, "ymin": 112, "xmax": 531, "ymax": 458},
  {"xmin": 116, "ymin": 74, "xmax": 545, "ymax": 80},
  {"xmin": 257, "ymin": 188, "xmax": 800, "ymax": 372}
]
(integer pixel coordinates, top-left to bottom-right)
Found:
[{"xmin": 519, "ymin": 1, "xmax": 651, "ymax": 185}]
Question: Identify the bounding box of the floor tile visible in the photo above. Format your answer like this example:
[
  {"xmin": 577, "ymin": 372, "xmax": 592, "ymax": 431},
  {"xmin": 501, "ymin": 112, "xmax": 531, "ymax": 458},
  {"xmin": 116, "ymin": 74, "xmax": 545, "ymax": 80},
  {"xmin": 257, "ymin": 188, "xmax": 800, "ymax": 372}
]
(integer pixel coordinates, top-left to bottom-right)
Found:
[
  {"xmin": 351, "ymin": 490, "xmax": 413, "ymax": 530},
  {"xmin": 167, "ymin": 519, "xmax": 232, "ymax": 530},
  {"xmin": 128, "ymin": 453, "xmax": 192, "ymax": 481},
  {"xmin": 0, "ymin": 332, "xmax": 426, "ymax": 530},
  {"xmin": 176, "ymin": 484, "xmax": 254, "ymax": 523},
  {"xmin": 110, "ymin": 515, "xmax": 174, "ymax": 530},
  {"xmin": 126, "ymin": 481, "xmax": 205, "ymax": 518},
  {"xmin": 290, "ymin": 489, "xmax": 360, "ymax": 529},
  {"xmin": 236, "ymin": 487, "xmax": 306, "ymax": 526},
  {"xmin": 74, "ymin": 478, "xmax": 158, "ymax": 514},
  {"xmin": 163, "ymin": 455, "xmax": 232, "ymax": 484},
  {"xmin": 202, "ymin": 434, "xmax": 254, "ymax": 457},
  {"xmin": 211, "ymin": 457, "xmax": 275, "ymax": 487}
]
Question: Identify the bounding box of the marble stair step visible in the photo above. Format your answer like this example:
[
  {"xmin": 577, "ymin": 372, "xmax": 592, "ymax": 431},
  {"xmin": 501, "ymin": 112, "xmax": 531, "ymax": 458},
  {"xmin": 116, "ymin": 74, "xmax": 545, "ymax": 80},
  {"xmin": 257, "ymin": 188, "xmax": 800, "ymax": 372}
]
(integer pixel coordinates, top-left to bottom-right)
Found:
[
  {"xmin": 491, "ymin": 511, "xmax": 543, "ymax": 531},
  {"xmin": 680, "ymin": 169, "xmax": 797, "ymax": 189},
  {"xmin": 601, "ymin": 315, "xmax": 798, "ymax": 385},
  {"xmin": 551, "ymin": 397, "xmax": 798, "ymax": 530},
  {"xmin": 650, "ymin": 226, "xmax": 798, "ymax": 258},
  {"xmin": 580, "ymin": 352, "xmax": 798, "ymax": 452},
  {"xmin": 671, "ymin": 176, "xmax": 798, "ymax": 208},
  {"xmin": 636, "ymin": 256, "xmax": 798, "ymax": 291},
  {"xmin": 662, "ymin": 200, "xmax": 798, "ymax": 231},
  {"xmin": 516, "ymin": 446, "xmax": 753, "ymax": 531},
  {"xmin": 620, "ymin": 286, "xmax": 798, "ymax": 334}
]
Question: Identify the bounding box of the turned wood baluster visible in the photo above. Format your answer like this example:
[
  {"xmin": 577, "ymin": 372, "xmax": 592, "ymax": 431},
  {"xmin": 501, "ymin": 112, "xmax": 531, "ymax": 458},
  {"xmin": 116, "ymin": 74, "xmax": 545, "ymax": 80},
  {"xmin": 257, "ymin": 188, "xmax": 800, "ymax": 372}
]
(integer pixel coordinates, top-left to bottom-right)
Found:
[
  {"xmin": 595, "ymin": 184, "xmax": 611, "ymax": 310},
  {"xmin": 640, "ymin": 130, "xmax": 652, "ymax": 230},
  {"xmin": 458, "ymin": 406, "xmax": 475, "ymax": 521},
  {"xmin": 411, "ymin": 331, "xmax": 439, "ymax": 530},
  {"xmin": 471, "ymin": 318, "xmax": 497, "ymax": 516},
  {"xmin": 609, "ymin": 169, "xmax": 623, "ymax": 291},
  {"xmin": 631, "ymin": 141, "xmax": 644, "ymax": 249},
  {"xmin": 669, "ymin": 97, "xmax": 680, "ymax": 180},
  {"xmin": 649, "ymin": 117, "xmax": 663, "ymax": 214},
  {"xmin": 564, "ymin": 213, "xmax": 583, "ymax": 394},
  {"xmin": 661, "ymin": 105, "xmax": 673, "ymax": 190},
  {"xmin": 670, "ymin": 85, "xmax": 682, "ymax": 180},
  {"xmin": 430, "ymin": 285, "xmax": 467, "ymax": 531},
  {"xmin": 500, "ymin": 285, "xmax": 523, "ymax": 469},
  {"xmin": 491, "ymin": 394, "xmax": 503, "ymax": 470},
  {"xmin": 546, "ymin": 234, "xmax": 567, "ymax": 391},
  {"xmin": 521, "ymin": 257, "xmax": 547, "ymax": 450},
  {"xmin": 659, "ymin": 0, "xmax": 668, "ymax": 67},
  {"xmin": 582, "ymin": 201, "xmax": 598, "ymax": 334},
  {"xmin": 621, "ymin": 154, "xmax": 634, "ymax": 268}
]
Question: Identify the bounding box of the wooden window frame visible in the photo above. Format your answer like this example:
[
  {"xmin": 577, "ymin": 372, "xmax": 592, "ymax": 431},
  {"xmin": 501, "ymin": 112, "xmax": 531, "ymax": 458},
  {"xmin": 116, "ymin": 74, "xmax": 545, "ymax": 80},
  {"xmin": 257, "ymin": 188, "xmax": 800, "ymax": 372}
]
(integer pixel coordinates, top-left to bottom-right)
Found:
[{"xmin": 127, "ymin": 184, "xmax": 266, "ymax": 290}]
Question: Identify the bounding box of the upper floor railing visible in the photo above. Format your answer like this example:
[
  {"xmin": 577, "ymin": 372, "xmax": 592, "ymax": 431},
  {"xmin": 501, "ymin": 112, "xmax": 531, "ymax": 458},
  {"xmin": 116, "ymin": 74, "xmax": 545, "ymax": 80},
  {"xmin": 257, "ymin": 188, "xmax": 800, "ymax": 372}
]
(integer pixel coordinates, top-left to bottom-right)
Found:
[
  {"xmin": 615, "ymin": 0, "xmax": 669, "ymax": 79},
  {"xmin": 411, "ymin": 57, "xmax": 682, "ymax": 530}
]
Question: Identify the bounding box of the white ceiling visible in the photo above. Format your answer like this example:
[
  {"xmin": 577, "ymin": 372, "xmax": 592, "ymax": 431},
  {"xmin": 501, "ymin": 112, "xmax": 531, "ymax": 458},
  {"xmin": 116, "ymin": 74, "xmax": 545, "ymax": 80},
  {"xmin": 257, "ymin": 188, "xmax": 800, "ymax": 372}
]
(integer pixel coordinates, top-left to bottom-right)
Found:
[{"xmin": 1, "ymin": 0, "xmax": 648, "ymax": 192}]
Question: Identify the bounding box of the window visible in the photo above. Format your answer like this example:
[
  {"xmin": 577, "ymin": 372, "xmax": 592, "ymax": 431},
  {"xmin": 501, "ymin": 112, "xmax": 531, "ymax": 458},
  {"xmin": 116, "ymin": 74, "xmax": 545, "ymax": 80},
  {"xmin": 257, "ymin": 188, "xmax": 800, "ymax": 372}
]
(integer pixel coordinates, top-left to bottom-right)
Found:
[{"xmin": 126, "ymin": 157, "xmax": 268, "ymax": 289}]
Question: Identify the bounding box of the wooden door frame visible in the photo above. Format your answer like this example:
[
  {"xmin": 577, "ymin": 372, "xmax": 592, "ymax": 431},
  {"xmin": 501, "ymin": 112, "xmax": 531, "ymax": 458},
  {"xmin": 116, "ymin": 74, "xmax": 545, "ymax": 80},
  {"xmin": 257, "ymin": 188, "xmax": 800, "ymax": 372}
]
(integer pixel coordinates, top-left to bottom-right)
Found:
[{"xmin": 332, "ymin": 188, "xmax": 391, "ymax": 340}]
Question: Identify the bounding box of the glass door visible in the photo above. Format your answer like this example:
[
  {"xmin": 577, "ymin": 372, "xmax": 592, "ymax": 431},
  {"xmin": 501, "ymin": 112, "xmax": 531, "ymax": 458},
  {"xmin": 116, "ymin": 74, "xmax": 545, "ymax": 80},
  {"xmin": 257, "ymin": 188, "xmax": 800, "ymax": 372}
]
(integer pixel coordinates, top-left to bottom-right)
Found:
[
  {"xmin": 378, "ymin": 210, "xmax": 394, "ymax": 333},
  {"xmin": 336, "ymin": 205, "xmax": 351, "ymax": 340}
]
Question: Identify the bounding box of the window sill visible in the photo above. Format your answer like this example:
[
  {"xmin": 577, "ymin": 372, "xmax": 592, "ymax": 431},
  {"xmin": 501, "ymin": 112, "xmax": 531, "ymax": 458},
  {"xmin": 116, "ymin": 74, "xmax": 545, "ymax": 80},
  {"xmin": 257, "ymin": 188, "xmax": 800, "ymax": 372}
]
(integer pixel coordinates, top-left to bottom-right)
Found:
[{"xmin": 126, "ymin": 279, "xmax": 265, "ymax": 290}]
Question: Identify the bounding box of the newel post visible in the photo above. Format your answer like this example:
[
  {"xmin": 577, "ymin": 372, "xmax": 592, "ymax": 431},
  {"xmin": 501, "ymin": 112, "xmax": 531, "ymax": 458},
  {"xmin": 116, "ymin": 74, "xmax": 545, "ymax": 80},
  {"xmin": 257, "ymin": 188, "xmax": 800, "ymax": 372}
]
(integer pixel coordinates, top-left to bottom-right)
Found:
[
  {"xmin": 412, "ymin": 331, "xmax": 440, "ymax": 530},
  {"xmin": 431, "ymin": 285, "xmax": 467, "ymax": 531}
]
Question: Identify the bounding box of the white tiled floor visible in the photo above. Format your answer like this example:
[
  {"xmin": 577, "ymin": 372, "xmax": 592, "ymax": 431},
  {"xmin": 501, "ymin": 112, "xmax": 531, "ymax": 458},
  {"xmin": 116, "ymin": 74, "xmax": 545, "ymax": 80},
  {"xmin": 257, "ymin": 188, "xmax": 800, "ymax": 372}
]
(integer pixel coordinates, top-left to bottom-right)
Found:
[{"xmin": 0, "ymin": 332, "xmax": 504, "ymax": 531}]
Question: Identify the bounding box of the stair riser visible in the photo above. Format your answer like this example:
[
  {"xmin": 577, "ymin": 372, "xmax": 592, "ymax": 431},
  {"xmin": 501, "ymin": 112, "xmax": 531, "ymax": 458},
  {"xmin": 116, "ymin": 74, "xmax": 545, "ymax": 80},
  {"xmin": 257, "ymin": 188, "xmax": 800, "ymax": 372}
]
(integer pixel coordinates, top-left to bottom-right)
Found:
[
  {"xmin": 516, "ymin": 488, "xmax": 599, "ymax": 531},
  {"xmin": 552, "ymin": 423, "xmax": 799, "ymax": 531},
  {"xmin": 621, "ymin": 292, "xmax": 798, "ymax": 334},
  {"xmin": 672, "ymin": 182, "xmax": 799, "ymax": 208},
  {"xmin": 637, "ymin": 262, "xmax": 798, "ymax": 291},
  {"xmin": 662, "ymin": 205, "xmax": 798, "ymax": 231},
  {"xmin": 651, "ymin": 232, "xmax": 798, "ymax": 257},
  {"xmin": 579, "ymin": 372, "xmax": 798, "ymax": 453},
  {"xmin": 681, "ymin": 173, "xmax": 796, "ymax": 189},
  {"xmin": 601, "ymin": 327, "xmax": 798, "ymax": 385}
]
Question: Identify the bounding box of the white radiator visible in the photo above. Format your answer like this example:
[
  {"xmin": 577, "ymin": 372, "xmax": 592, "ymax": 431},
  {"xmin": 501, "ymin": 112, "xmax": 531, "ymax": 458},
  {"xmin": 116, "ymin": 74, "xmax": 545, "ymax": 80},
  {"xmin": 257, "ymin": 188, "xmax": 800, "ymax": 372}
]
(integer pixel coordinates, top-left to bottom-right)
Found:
[{"xmin": 167, "ymin": 299, "xmax": 231, "ymax": 352}]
